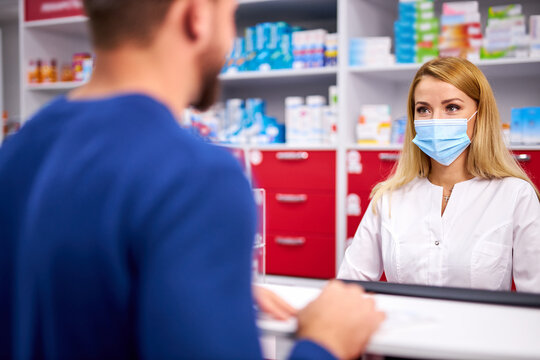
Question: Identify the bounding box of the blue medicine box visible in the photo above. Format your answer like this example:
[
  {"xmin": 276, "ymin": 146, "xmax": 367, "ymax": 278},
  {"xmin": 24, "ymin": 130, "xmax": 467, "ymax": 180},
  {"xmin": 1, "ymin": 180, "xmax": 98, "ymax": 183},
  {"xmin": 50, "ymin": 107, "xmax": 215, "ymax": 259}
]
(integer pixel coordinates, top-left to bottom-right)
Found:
[{"xmin": 522, "ymin": 107, "xmax": 540, "ymax": 145}]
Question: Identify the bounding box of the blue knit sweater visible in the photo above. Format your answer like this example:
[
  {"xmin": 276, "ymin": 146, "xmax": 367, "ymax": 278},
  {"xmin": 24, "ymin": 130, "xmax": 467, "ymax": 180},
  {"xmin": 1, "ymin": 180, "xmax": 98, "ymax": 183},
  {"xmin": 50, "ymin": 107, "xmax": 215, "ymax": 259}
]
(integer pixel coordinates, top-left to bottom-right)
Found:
[{"xmin": 0, "ymin": 94, "xmax": 334, "ymax": 360}]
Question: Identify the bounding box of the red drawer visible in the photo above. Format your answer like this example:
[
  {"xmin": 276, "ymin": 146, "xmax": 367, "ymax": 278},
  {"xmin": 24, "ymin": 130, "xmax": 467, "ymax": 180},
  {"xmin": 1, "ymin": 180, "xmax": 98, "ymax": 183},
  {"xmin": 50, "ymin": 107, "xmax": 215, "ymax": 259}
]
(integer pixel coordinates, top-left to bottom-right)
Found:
[
  {"xmin": 347, "ymin": 150, "xmax": 400, "ymax": 195},
  {"xmin": 267, "ymin": 190, "xmax": 335, "ymax": 235},
  {"xmin": 250, "ymin": 150, "xmax": 336, "ymax": 191},
  {"xmin": 266, "ymin": 232, "xmax": 335, "ymax": 279},
  {"xmin": 513, "ymin": 150, "xmax": 540, "ymax": 189}
]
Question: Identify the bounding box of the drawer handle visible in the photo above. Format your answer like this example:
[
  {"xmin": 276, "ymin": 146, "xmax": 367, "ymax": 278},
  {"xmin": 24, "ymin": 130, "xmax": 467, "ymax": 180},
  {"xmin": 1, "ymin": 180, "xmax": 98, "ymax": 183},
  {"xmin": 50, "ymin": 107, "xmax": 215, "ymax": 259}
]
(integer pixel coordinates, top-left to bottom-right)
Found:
[
  {"xmin": 275, "ymin": 193, "xmax": 308, "ymax": 203},
  {"xmin": 378, "ymin": 153, "xmax": 400, "ymax": 162},
  {"xmin": 276, "ymin": 151, "xmax": 309, "ymax": 161},
  {"xmin": 514, "ymin": 154, "xmax": 531, "ymax": 162},
  {"xmin": 275, "ymin": 236, "xmax": 306, "ymax": 246}
]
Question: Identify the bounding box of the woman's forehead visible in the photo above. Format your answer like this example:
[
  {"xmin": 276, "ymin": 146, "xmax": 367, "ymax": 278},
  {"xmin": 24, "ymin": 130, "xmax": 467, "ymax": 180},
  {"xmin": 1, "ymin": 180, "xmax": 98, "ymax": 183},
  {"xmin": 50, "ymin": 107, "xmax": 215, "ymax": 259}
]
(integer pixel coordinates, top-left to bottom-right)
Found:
[{"xmin": 414, "ymin": 76, "xmax": 471, "ymax": 103}]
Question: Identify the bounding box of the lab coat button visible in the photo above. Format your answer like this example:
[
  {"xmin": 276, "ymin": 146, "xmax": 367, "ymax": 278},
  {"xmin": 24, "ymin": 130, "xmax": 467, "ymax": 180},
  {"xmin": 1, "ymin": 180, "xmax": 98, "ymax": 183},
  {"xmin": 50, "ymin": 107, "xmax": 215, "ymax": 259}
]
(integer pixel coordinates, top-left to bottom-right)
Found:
[{"xmin": 435, "ymin": 241, "xmax": 440, "ymax": 246}]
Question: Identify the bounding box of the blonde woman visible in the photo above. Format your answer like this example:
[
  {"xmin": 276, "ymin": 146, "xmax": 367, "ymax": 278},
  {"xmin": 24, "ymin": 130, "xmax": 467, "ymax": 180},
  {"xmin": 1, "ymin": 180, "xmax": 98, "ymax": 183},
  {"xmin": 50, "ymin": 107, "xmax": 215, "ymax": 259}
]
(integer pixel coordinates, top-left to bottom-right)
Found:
[{"xmin": 339, "ymin": 57, "xmax": 540, "ymax": 293}]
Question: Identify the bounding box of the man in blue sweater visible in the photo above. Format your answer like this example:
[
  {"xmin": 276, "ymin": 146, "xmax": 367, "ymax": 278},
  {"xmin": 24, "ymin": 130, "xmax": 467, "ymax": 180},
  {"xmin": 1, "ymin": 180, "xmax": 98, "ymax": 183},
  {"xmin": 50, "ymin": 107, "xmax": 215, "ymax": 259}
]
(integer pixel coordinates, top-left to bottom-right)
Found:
[{"xmin": 0, "ymin": 0, "xmax": 384, "ymax": 359}]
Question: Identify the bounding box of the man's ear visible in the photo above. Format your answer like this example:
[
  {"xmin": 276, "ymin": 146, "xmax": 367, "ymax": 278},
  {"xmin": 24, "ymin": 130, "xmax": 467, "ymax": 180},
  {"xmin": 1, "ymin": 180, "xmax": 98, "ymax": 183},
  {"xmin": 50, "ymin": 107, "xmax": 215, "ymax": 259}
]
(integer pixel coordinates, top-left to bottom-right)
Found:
[{"xmin": 183, "ymin": 0, "xmax": 212, "ymax": 47}]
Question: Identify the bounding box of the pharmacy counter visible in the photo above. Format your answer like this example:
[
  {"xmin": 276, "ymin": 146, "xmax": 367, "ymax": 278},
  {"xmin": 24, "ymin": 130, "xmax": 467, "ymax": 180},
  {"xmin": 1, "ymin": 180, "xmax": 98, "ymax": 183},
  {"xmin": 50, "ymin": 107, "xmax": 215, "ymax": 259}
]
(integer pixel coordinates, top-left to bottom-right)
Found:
[{"xmin": 257, "ymin": 282, "xmax": 540, "ymax": 360}]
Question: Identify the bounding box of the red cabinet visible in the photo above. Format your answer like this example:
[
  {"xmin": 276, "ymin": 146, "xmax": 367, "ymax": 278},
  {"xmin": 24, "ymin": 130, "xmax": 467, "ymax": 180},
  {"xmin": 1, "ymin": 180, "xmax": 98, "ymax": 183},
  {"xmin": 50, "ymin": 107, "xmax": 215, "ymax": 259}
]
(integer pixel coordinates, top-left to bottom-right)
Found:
[
  {"xmin": 346, "ymin": 150, "xmax": 400, "ymax": 240},
  {"xmin": 250, "ymin": 150, "xmax": 336, "ymax": 279},
  {"xmin": 247, "ymin": 148, "xmax": 539, "ymax": 280},
  {"xmin": 512, "ymin": 150, "xmax": 540, "ymax": 189},
  {"xmin": 25, "ymin": 0, "xmax": 85, "ymax": 21}
]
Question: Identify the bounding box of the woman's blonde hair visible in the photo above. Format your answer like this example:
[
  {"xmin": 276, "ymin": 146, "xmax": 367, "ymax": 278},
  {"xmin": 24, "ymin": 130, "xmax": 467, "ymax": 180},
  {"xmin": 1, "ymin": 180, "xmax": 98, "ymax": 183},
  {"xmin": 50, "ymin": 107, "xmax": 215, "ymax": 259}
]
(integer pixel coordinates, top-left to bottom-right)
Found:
[{"xmin": 371, "ymin": 57, "xmax": 540, "ymax": 212}]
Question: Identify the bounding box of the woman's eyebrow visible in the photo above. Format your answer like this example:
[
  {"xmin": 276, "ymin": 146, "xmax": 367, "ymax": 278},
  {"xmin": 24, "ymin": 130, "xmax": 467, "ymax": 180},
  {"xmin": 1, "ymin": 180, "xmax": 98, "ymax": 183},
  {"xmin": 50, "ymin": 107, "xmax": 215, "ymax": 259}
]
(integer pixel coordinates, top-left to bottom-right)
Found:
[
  {"xmin": 415, "ymin": 101, "xmax": 430, "ymax": 106},
  {"xmin": 441, "ymin": 98, "xmax": 464, "ymax": 104}
]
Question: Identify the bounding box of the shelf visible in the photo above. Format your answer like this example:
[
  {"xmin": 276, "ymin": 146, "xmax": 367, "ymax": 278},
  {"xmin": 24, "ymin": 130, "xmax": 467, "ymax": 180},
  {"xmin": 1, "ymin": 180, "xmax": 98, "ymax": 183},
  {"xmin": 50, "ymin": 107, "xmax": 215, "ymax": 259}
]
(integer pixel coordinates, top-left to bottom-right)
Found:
[
  {"xmin": 220, "ymin": 67, "xmax": 337, "ymax": 80},
  {"xmin": 219, "ymin": 67, "xmax": 337, "ymax": 86},
  {"xmin": 24, "ymin": 16, "xmax": 89, "ymax": 37},
  {"xmin": 26, "ymin": 81, "xmax": 86, "ymax": 91},
  {"xmin": 218, "ymin": 143, "xmax": 338, "ymax": 151},
  {"xmin": 346, "ymin": 144, "xmax": 540, "ymax": 151},
  {"xmin": 236, "ymin": 0, "xmax": 337, "ymax": 23},
  {"xmin": 346, "ymin": 144, "xmax": 404, "ymax": 151},
  {"xmin": 349, "ymin": 58, "xmax": 540, "ymax": 82},
  {"xmin": 511, "ymin": 145, "xmax": 540, "ymax": 151}
]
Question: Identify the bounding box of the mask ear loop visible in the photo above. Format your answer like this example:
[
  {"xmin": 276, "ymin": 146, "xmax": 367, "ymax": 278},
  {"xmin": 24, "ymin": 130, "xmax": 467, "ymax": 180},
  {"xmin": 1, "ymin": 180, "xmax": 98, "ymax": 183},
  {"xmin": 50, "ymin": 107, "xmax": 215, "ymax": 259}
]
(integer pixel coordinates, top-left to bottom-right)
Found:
[
  {"xmin": 467, "ymin": 110, "xmax": 479, "ymax": 142},
  {"xmin": 466, "ymin": 111, "xmax": 478, "ymax": 122}
]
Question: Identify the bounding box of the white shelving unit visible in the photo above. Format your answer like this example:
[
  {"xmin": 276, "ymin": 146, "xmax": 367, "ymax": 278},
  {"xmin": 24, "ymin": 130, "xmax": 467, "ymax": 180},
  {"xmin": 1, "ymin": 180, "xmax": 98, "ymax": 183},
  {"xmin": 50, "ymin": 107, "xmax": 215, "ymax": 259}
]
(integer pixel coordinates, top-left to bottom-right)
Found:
[
  {"xmin": 20, "ymin": 9, "xmax": 91, "ymax": 120},
  {"xmin": 18, "ymin": 0, "xmax": 540, "ymax": 277}
]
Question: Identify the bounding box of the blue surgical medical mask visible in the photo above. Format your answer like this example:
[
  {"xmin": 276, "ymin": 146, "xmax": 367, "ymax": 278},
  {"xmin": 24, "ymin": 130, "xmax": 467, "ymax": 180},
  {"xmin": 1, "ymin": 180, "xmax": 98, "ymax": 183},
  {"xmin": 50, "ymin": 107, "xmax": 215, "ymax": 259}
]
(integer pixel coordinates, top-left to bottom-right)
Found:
[{"xmin": 412, "ymin": 111, "xmax": 477, "ymax": 166}]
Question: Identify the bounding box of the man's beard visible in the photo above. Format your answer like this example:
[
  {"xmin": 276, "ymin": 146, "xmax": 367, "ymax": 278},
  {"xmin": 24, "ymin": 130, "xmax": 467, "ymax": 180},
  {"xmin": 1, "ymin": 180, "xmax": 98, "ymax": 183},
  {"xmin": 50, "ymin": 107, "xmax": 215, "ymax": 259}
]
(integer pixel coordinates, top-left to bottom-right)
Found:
[{"xmin": 191, "ymin": 52, "xmax": 223, "ymax": 112}]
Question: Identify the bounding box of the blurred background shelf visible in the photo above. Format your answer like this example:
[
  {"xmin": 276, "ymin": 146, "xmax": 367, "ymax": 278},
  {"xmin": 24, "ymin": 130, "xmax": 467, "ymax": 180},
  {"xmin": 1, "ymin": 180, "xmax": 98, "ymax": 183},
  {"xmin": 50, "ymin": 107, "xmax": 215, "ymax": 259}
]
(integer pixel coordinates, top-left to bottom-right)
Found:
[
  {"xmin": 26, "ymin": 81, "xmax": 85, "ymax": 91},
  {"xmin": 219, "ymin": 67, "xmax": 337, "ymax": 85},
  {"xmin": 349, "ymin": 58, "xmax": 540, "ymax": 82}
]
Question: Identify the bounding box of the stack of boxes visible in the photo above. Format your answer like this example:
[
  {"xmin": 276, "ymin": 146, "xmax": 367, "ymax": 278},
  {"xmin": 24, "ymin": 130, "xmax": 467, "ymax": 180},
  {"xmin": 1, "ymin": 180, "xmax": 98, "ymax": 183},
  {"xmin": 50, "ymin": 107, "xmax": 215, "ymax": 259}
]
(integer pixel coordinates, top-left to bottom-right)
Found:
[
  {"xmin": 394, "ymin": 0, "xmax": 439, "ymax": 64},
  {"xmin": 292, "ymin": 29, "xmax": 330, "ymax": 69},
  {"xmin": 356, "ymin": 105, "xmax": 392, "ymax": 145},
  {"xmin": 222, "ymin": 22, "xmax": 338, "ymax": 73},
  {"xmin": 482, "ymin": 4, "xmax": 529, "ymax": 59},
  {"xmin": 510, "ymin": 107, "xmax": 540, "ymax": 145},
  {"xmin": 440, "ymin": 1, "xmax": 482, "ymax": 61},
  {"xmin": 349, "ymin": 37, "xmax": 394, "ymax": 66},
  {"xmin": 181, "ymin": 99, "xmax": 286, "ymax": 145},
  {"xmin": 531, "ymin": 15, "xmax": 540, "ymax": 57},
  {"xmin": 285, "ymin": 86, "xmax": 338, "ymax": 145},
  {"xmin": 325, "ymin": 33, "xmax": 339, "ymax": 67}
]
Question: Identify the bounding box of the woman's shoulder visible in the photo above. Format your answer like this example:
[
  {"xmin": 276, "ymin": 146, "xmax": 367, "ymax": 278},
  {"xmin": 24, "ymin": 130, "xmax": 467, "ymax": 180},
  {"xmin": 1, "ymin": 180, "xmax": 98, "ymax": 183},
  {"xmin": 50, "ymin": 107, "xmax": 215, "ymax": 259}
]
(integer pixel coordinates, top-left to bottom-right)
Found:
[
  {"xmin": 396, "ymin": 176, "xmax": 429, "ymax": 193},
  {"xmin": 476, "ymin": 176, "xmax": 538, "ymax": 200},
  {"xmin": 378, "ymin": 176, "xmax": 428, "ymax": 202},
  {"xmin": 477, "ymin": 176, "xmax": 533, "ymax": 190}
]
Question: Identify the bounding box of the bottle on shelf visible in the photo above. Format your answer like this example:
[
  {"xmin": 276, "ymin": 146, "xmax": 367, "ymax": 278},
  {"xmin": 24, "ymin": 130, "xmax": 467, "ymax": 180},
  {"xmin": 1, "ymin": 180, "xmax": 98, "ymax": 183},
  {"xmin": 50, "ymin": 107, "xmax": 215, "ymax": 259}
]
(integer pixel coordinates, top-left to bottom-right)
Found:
[
  {"xmin": 2, "ymin": 111, "xmax": 8, "ymax": 138},
  {"xmin": 28, "ymin": 60, "xmax": 38, "ymax": 84},
  {"xmin": 41, "ymin": 59, "xmax": 58, "ymax": 83},
  {"xmin": 61, "ymin": 63, "xmax": 74, "ymax": 82}
]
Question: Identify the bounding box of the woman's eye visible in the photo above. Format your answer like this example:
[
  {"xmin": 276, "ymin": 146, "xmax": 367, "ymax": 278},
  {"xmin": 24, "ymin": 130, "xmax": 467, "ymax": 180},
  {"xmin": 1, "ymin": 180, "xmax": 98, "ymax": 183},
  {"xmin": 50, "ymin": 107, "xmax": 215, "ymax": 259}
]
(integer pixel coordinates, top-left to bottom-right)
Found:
[
  {"xmin": 416, "ymin": 107, "xmax": 429, "ymax": 114},
  {"xmin": 447, "ymin": 104, "xmax": 461, "ymax": 112}
]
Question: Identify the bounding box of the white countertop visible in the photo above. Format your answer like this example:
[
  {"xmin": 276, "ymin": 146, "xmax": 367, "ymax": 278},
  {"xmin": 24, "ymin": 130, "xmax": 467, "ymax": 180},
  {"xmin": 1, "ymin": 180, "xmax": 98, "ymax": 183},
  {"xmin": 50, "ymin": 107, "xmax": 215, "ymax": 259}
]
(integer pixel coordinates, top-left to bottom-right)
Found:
[{"xmin": 258, "ymin": 284, "xmax": 540, "ymax": 360}]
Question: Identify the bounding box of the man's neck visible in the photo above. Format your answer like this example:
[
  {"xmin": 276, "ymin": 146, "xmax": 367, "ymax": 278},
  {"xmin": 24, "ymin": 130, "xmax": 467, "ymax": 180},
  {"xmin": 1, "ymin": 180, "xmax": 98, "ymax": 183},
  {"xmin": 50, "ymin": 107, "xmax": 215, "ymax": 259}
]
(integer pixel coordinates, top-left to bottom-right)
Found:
[{"xmin": 69, "ymin": 46, "xmax": 195, "ymax": 119}]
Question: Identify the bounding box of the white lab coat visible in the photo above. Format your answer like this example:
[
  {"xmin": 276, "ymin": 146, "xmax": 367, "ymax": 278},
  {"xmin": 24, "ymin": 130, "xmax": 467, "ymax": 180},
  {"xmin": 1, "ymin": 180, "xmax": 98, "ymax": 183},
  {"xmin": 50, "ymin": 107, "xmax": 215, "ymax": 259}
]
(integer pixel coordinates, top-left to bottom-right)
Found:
[{"xmin": 338, "ymin": 176, "xmax": 540, "ymax": 293}]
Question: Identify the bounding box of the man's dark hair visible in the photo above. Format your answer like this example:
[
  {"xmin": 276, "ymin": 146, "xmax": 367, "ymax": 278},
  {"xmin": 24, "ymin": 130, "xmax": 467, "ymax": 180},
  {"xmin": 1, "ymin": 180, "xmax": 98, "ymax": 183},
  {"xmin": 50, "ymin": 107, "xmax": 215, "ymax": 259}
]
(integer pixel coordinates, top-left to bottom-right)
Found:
[{"xmin": 83, "ymin": 0, "xmax": 176, "ymax": 49}]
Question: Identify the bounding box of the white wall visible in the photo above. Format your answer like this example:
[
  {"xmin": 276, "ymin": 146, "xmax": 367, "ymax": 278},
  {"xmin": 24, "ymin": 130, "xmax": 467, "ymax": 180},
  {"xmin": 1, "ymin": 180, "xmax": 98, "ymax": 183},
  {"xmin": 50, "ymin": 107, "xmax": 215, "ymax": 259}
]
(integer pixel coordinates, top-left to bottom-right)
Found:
[{"xmin": 0, "ymin": 19, "xmax": 20, "ymax": 121}]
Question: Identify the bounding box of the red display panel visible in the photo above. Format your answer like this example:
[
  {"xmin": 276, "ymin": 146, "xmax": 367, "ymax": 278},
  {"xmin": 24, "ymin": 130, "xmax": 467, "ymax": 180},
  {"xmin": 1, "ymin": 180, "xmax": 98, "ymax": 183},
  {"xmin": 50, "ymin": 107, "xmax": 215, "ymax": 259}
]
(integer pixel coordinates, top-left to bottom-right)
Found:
[{"xmin": 26, "ymin": 0, "xmax": 85, "ymax": 21}]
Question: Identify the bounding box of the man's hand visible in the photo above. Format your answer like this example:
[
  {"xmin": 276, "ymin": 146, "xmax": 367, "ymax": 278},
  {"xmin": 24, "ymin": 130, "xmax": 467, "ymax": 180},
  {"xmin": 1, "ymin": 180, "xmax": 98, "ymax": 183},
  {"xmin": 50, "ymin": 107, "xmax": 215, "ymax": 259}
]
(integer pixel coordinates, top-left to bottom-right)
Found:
[
  {"xmin": 254, "ymin": 285, "xmax": 297, "ymax": 320},
  {"xmin": 296, "ymin": 280, "xmax": 385, "ymax": 360}
]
